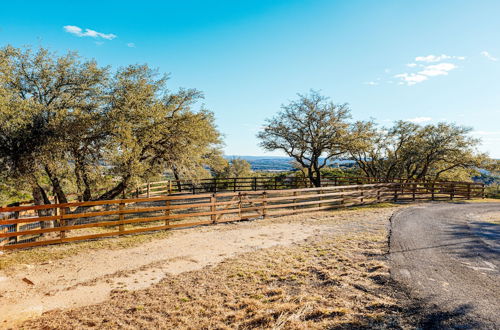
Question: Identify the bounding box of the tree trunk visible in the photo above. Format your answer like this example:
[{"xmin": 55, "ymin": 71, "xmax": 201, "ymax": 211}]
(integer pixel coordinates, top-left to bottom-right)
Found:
[
  {"xmin": 96, "ymin": 175, "xmax": 131, "ymax": 201},
  {"xmin": 74, "ymin": 162, "xmax": 92, "ymax": 201},
  {"xmin": 32, "ymin": 184, "xmax": 54, "ymax": 229},
  {"xmin": 172, "ymin": 166, "xmax": 183, "ymax": 192},
  {"xmin": 44, "ymin": 165, "xmax": 68, "ymax": 204},
  {"xmin": 308, "ymin": 167, "xmax": 322, "ymax": 187}
]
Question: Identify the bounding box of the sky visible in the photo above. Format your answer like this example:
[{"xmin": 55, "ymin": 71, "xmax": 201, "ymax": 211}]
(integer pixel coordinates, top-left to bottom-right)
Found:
[{"xmin": 1, "ymin": 0, "xmax": 499, "ymax": 157}]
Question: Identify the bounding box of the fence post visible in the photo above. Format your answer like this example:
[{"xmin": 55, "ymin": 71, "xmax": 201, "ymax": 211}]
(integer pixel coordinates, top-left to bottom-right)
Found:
[
  {"xmin": 467, "ymin": 183, "xmax": 471, "ymax": 200},
  {"xmin": 450, "ymin": 183, "xmax": 454, "ymax": 200},
  {"xmin": 377, "ymin": 187, "xmax": 381, "ymax": 203},
  {"xmin": 210, "ymin": 194, "xmax": 216, "ymax": 223},
  {"xmin": 234, "ymin": 178, "xmax": 237, "ymax": 192},
  {"xmin": 318, "ymin": 189, "xmax": 323, "ymax": 208},
  {"xmin": 147, "ymin": 182, "xmax": 150, "ymax": 198},
  {"xmin": 192, "ymin": 181, "xmax": 196, "ymax": 195},
  {"xmin": 341, "ymin": 188, "xmax": 346, "ymax": 208},
  {"xmin": 253, "ymin": 177, "xmax": 257, "ymax": 191},
  {"xmin": 238, "ymin": 193, "xmax": 242, "ymax": 220},
  {"xmin": 165, "ymin": 200, "xmax": 171, "ymax": 226},
  {"xmin": 213, "ymin": 178, "xmax": 217, "ymax": 193},
  {"xmin": 53, "ymin": 195, "xmax": 59, "ymax": 216},
  {"xmin": 360, "ymin": 187, "xmax": 364, "ymax": 204},
  {"xmin": 119, "ymin": 202, "xmax": 125, "ymax": 234},
  {"xmin": 59, "ymin": 206, "xmax": 66, "ymax": 240},
  {"xmin": 11, "ymin": 209, "xmax": 20, "ymax": 243},
  {"xmin": 274, "ymin": 177, "xmax": 278, "ymax": 190},
  {"xmin": 293, "ymin": 191, "xmax": 297, "ymax": 210},
  {"xmin": 394, "ymin": 184, "xmax": 398, "ymax": 202},
  {"xmin": 412, "ymin": 183, "xmax": 416, "ymax": 201},
  {"xmin": 262, "ymin": 192, "xmax": 267, "ymax": 219},
  {"xmin": 431, "ymin": 183, "xmax": 435, "ymax": 201}
]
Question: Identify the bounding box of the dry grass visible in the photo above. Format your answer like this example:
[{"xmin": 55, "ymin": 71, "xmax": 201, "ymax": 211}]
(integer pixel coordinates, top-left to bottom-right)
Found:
[
  {"xmin": 460, "ymin": 198, "xmax": 499, "ymax": 203},
  {"xmin": 21, "ymin": 205, "xmax": 413, "ymax": 329},
  {"xmin": 481, "ymin": 211, "xmax": 500, "ymax": 224}
]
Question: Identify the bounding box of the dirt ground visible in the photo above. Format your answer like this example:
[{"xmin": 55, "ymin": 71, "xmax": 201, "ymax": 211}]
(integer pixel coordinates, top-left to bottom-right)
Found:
[{"xmin": 1, "ymin": 204, "xmax": 415, "ymax": 329}]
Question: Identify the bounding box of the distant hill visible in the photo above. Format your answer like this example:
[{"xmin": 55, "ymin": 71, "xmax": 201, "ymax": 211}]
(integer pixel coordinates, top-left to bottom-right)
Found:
[{"xmin": 224, "ymin": 155, "xmax": 354, "ymax": 172}]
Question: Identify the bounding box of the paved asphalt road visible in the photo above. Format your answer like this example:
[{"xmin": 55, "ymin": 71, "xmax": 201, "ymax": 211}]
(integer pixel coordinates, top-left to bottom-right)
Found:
[{"xmin": 390, "ymin": 202, "xmax": 500, "ymax": 329}]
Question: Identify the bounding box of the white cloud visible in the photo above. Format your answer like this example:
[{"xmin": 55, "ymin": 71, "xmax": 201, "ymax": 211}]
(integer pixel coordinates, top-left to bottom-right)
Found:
[
  {"xmin": 364, "ymin": 81, "xmax": 378, "ymax": 86},
  {"xmin": 395, "ymin": 62, "xmax": 458, "ymax": 85},
  {"xmin": 418, "ymin": 62, "xmax": 457, "ymax": 76},
  {"xmin": 407, "ymin": 117, "xmax": 432, "ymax": 123},
  {"xmin": 394, "ymin": 73, "xmax": 428, "ymax": 85},
  {"xmin": 480, "ymin": 51, "xmax": 498, "ymax": 61},
  {"xmin": 415, "ymin": 54, "xmax": 465, "ymax": 62},
  {"xmin": 126, "ymin": 42, "xmax": 136, "ymax": 48},
  {"xmin": 406, "ymin": 63, "xmax": 418, "ymax": 67},
  {"xmin": 64, "ymin": 25, "xmax": 117, "ymax": 40}
]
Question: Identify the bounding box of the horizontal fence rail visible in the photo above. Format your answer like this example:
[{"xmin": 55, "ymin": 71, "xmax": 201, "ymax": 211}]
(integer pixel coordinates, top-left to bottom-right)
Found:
[
  {"xmin": 134, "ymin": 175, "xmax": 485, "ymax": 197},
  {"xmin": 0, "ymin": 181, "xmax": 483, "ymax": 250}
]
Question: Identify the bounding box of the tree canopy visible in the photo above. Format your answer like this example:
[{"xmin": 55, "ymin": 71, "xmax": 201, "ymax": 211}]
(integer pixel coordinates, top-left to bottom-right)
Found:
[
  {"xmin": 0, "ymin": 46, "xmax": 223, "ymax": 205},
  {"xmin": 258, "ymin": 90, "xmax": 488, "ymax": 186},
  {"xmin": 348, "ymin": 120, "xmax": 486, "ymax": 182},
  {"xmin": 257, "ymin": 91, "xmax": 351, "ymax": 187},
  {"xmin": 214, "ymin": 158, "xmax": 253, "ymax": 178}
]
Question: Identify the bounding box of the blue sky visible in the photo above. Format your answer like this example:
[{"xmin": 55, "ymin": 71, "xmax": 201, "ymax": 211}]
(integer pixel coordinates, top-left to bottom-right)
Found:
[{"xmin": 1, "ymin": 0, "xmax": 499, "ymax": 157}]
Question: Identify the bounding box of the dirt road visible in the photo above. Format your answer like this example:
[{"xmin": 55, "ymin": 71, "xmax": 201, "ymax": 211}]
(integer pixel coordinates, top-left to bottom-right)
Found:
[{"xmin": 390, "ymin": 202, "xmax": 500, "ymax": 328}]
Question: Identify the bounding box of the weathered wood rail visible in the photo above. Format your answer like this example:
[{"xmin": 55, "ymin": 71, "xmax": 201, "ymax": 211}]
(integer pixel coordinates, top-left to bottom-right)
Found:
[
  {"xmin": 0, "ymin": 181, "xmax": 484, "ymax": 250},
  {"xmin": 137, "ymin": 175, "xmax": 484, "ymax": 197}
]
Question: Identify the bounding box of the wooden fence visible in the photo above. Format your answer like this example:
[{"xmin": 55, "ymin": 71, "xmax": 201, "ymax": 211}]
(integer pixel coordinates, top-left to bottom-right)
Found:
[
  {"xmin": 0, "ymin": 181, "xmax": 484, "ymax": 250},
  {"xmin": 135, "ymin": 175, "xmax": 485, "ymax": 197}
]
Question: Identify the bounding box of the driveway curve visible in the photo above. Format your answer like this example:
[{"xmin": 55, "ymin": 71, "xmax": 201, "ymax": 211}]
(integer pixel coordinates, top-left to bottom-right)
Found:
[{"xmin": 390, "ymin": 202, "xmax": 500, "ymax": 328}]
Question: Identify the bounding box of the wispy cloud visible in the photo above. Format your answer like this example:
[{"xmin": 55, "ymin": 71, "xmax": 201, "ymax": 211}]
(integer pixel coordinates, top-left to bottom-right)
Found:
[
  {"xmin": 408, "ymin": 117, "xmax": 432, "ymax": 123},
  {"xmin": 395, "ymin": 61, "xmax": 458, "ymax": 85},
  {"xmin": 368, "ymin": 53, "xmax": 464, "ymax": 86},
  {"xmin": 418, "ymin": 62, "xmax": 457, "ymax": 77},
  {"xmin": 64, "ymin": 25, "xmax": 117, "ymax": 40},
  {"xmin": 394, "ymin": 73, "xmax": 428, "ymax": 85},
  {"xmin": 126, "ymin": 42, "xmax": 136, "ymax": 48},
  {"xmin": 480, "ymin": 51, "xmax": 498, "ymax": 61},
  {"xmin": 415, "ymin": 54, "xmax": 465, "ymax": 62}
]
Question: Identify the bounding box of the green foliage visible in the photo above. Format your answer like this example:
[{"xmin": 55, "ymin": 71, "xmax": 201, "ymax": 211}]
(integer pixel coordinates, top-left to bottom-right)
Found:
[
  {"xmin": 348, "ymin": 120, "xmax": 486, "ymax": 182},
  {"xmin": 0, "ymin": 46, "xmax": 223, "ymax": 205},
  {"xmin": 258, "ymin": 91, "xmax": 351, "ymax": 187},
  {"xmin": 214, "ymin": 158, "xmax": 253, "ymax": 178}
]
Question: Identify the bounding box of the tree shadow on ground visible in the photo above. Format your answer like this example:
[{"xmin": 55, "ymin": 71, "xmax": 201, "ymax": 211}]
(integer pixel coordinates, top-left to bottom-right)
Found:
[
  {"xmin": 364, "ymin": 281, "xmax": 485, "ymax": 330},
  {"xmin": 443, "ymin": 221, "xmax": 500, "ymax": 260}
]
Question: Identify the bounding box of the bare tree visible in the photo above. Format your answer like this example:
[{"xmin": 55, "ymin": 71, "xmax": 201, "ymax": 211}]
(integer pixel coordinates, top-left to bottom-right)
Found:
[{"xmin": 257, "ymin": 91, "xmax": 350, "ymax": 187}]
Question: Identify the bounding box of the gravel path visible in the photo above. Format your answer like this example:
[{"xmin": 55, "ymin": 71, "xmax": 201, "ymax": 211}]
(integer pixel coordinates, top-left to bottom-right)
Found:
[{"xmin": 390, "ymin": 202, "xmax": 500, "ymax": 329}]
